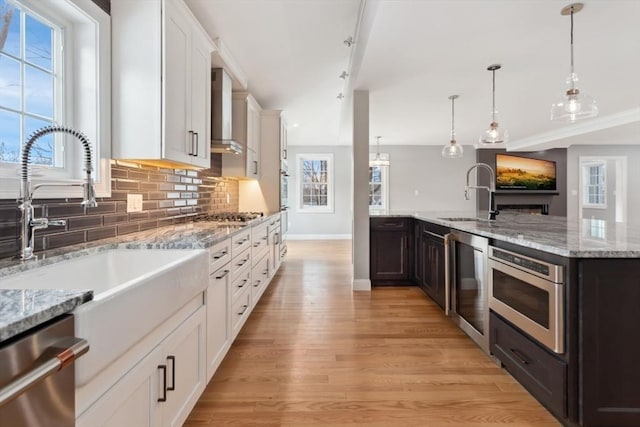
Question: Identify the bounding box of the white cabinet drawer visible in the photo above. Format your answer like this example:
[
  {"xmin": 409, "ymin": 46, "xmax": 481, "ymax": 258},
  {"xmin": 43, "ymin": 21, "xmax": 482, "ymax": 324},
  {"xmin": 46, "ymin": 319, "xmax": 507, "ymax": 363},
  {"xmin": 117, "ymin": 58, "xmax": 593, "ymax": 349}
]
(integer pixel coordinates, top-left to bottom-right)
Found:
[
  {"xmin": 251, "ymin": 224, "xmax": 269, "ymax": 259},
  {"xmin": 230, "ymin": 286, "xmax": 251, "ymax": 339},
  {"xmin": 209, "ymin": 239, "xmax": 231, "ymax": 273},
  {"xmin": 231, "ymin": 229, "xmax": 251, "ymax": 258},
  {"xmin": 230, "ymin": 265, "xmax": 251, "ymax": 302},
  {"xmin": 251, "ymin": 253, "xmax": 270, "ymax": 305},
  {"xmin": 230, "ymin": 248, "xmax": 251, "ymax": 280}
]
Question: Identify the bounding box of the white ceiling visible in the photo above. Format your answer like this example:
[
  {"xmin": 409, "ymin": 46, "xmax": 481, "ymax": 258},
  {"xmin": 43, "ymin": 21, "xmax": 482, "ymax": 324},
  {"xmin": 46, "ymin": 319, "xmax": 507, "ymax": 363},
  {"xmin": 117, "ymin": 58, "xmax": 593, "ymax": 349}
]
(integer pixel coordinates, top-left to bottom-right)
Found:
[{"xmin": 185, "ymin": 0, "xmax": 640, "ymax": 150}]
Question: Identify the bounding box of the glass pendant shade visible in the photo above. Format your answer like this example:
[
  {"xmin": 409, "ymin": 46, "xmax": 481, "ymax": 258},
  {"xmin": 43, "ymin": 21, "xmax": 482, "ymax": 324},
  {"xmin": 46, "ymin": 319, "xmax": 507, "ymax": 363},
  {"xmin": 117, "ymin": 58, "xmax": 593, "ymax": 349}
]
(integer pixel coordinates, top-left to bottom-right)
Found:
[
  {"xmin": 550, "ymin": 72, "xmax": 598, "ymax": 122},
  {"xmin": 478, "ymin": 65, "xmax": 507, "ymax": 146},
  {"xmin": 442, "ymin": 140, "xmax": 464, "ymax": 158},
  {"xmin": 479, "ymin": 110, "xmax": 508, "ymax": 144},
  {"xmin": 370, "ymin": 136, "xmax": 389, "ymax": 166},
  {"xmin": 442, "ymin": 94, "xmax": 464, "ymax": 158},
  {"xmin": 551, "ymin": 3, "xmax": 598, "ymax": 123}
]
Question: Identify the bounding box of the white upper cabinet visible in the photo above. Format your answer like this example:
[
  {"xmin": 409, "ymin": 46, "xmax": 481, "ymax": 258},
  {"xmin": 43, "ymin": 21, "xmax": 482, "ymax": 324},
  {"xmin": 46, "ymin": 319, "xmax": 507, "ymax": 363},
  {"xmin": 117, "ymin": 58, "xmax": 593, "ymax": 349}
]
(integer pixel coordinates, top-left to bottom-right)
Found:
[
  {"xmin": 111, "ymin": 0, "xmax": 214, "ymax": 168},
  {"xmin": 222, "ymin": 92, "xmax": 262, "ymax": 178}
]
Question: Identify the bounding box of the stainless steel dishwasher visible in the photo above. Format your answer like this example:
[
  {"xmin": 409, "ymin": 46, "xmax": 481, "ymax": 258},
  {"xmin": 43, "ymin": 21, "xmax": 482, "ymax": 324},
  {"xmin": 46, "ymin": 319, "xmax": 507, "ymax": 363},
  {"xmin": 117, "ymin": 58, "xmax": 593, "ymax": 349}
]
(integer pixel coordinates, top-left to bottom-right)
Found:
[{"xmin": 0, "ymin": 315, "xmax": 89, "ymax": 427}]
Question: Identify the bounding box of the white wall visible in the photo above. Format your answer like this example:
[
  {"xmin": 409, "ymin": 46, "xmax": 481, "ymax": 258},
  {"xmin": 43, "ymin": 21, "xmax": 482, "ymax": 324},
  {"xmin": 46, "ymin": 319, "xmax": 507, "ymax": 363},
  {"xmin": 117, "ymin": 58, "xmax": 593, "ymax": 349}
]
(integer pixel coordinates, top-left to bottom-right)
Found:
[
  {"xmin": 286, "ymin": 144, "xmax": 479, "ymax": 236},
  {"xmin": 383, "ymin": 145, "xmax": 477, "ymax": 212},
  {"xmin": 287, "ymin": 145, "xmax": 353, "ymax": 238},
  {"xmin": 567, "ymin": 145, "xmax": 640, "ymax": 221}
]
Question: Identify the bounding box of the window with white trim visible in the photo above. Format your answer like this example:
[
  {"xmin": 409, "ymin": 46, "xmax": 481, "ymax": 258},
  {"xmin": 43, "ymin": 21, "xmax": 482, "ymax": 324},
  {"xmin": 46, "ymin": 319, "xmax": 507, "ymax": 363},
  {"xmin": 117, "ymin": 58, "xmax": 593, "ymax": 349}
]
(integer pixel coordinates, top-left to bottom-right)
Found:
[
  {"xmin": 297, "ymin": 153, "xmax": 333, "ymax": 213},
  {"xmin": 0, "ymin": 0, "xmax": 110, "ymax": 198},
  {"xmin": 582, "ymin": 161, "xmax": 606, "ymax": 208},
  {"xmin": 369, "ymin": 154, "xmax": 389, "ymax": 214}
]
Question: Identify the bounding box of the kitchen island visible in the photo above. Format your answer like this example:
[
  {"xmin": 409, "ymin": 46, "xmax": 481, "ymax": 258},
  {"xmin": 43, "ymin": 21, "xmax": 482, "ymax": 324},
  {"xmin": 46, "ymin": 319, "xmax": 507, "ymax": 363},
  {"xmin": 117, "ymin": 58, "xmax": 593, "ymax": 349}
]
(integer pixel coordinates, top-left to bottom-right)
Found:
[{"xmin": 371, "ymin": 212, "xmax": 640, "ymax": 427}]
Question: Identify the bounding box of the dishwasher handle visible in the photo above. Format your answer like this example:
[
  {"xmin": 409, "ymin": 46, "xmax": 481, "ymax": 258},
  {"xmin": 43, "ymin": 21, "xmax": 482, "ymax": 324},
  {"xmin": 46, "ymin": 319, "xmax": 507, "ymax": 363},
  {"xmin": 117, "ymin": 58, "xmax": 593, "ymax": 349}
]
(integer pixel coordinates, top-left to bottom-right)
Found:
[
  {"xmin": 0, "ymin": 337, "xmax": 89, "ymax": 408},
  {"xmin": 444, "ymin": 233, "xmax": 452, "ymax": 316}
]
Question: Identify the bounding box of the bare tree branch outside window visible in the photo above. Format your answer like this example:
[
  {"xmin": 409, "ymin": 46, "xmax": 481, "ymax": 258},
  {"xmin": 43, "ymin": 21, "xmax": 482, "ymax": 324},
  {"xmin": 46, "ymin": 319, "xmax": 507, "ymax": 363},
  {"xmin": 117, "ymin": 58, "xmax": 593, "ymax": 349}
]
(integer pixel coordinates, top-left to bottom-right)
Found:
[{"xmin": 0, "ymin": 3, "xmax": 14, "ymax": 52}]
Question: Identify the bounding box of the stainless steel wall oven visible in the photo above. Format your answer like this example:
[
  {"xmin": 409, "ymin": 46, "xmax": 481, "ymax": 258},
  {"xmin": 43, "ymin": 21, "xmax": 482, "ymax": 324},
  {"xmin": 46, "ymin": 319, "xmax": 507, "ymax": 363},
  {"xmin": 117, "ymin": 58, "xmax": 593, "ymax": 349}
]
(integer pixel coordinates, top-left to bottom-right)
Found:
[{"xmin": 488, "ymin": 246, "xmax": 564, "ymax": 353}]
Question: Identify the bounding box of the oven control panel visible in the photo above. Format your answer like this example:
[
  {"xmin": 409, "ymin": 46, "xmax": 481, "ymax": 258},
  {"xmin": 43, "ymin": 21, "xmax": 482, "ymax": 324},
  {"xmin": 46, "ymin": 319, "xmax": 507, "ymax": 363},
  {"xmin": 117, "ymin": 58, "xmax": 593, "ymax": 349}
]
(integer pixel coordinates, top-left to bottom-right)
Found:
[{"xmin": 489, "ymin": 247, "xmax": 564, "ymax": 284}]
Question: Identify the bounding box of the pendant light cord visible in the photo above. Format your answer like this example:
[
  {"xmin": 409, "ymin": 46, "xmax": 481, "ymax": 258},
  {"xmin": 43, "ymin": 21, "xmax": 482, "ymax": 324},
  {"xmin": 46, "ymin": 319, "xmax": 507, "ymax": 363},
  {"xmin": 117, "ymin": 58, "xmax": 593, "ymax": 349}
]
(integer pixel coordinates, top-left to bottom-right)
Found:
[
  {"xmin": 451, "ymin": 97, "xmax": 455, "ymax": 138},
  {"xmin": 570, "ymin": 6, "xmax": 575, "ymax": 82},
  {"xmin": 491, "ymin": 69, "xmax": 496, "ymax": 123}
]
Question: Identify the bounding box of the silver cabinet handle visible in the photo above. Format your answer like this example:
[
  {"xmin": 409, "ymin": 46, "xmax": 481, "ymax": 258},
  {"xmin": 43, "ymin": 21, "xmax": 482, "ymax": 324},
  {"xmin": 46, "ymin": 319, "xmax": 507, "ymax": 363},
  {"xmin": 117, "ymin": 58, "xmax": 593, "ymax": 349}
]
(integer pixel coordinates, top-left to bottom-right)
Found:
[
  {"xmin": 0, "ymin": 337, "xmax": 89, "ymax": 407},
  {"xmin": 237, "ymin": 279, "xmax": 248, "ymax": 288},
  {"xmin": 237, "ymin": 258, "xmax": 249, "ymax": 267},
  {"xmin": 237, "ymin": 304, "xmax": 248, "ymax": 316},
  {"xmin": 253, "ymin": 279, "xmax": 261, "ymax": 288},
  {"xmin": 193, "ymin": 132, "xmax": 199, "ymax": 157},
  {"xmin": 187, "ymin": 131, "xmax": 194, "ymax": 155}
]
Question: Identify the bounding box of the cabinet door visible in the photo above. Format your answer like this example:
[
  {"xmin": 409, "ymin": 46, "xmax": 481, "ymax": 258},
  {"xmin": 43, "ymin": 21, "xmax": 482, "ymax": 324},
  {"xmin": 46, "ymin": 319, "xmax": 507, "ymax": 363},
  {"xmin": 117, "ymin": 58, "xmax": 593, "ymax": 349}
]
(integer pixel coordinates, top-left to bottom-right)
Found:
[
  {"xmin": 161, "ymin": 306, "xmax": 207, "ymax": 427},
  {"xmin": 370, "ymin": 230, "xmax": 410, "ymax": 282},
  {"xmin": 413, "ymin": 222, "xmax": 423, "ymax": 283},
  {"xmin": 189, "ymin": 33, "xmax": 211, "ymax": 168},
  {"xmin": 76, "ymin": 346, "xmax": 163, "ymax": 427},
  {"xmin": 430, "ymin": 235, "xmax": 446, "ymax": 309},
  {"xmin": 163, "ymin": 0, "xmax": 192, "ymax": 165},
  {"xmin": 207, "ymin": 266, "xmax": 229, "ymax": 381}
]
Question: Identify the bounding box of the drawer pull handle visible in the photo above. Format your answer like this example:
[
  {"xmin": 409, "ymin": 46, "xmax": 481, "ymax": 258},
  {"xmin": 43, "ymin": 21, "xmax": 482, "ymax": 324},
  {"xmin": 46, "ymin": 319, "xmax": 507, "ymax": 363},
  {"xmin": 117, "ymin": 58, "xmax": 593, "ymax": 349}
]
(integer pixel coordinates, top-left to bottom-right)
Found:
[
  {"xmin": 237, "ymin": 259, "xmax": 248, "ymax": 267},
  {"xmin": 262, "ymin": 236, "xmax": 268, "ymax": 241},
  {"xmin": 212, "ymin": 250, "xmax": 228, "ymax": 260},
  {"xmin": 254, "ymin": 280, "xmax": 261, "ymax": 287},
  {"xmin": 157, "ymin": 365, "xmax": 167, "ymax": 402},
  {"xmin": 166, "ymin": 356, "xmax": 176, "ymax": 391},
  {"xmin": 510, "ymin": 348, "xmax": 531, "ymax": 365},
  {"xmin": 253, "ymin": 243, "xmax": 260, "ymax": 247},
  {"xmin": 237, "ymin": 304, "xmax": 248, "ymax": 315},
  {"xmin": 237, "ymin": 279, "xmax": 248, "ymax": 288},
  {"xmin": 262, "ymin": 269, "xmax": 269, "ymax": 276},
  {"xmin": 215, "ymin": 269, "xmax": 229, "ymax": 279}
]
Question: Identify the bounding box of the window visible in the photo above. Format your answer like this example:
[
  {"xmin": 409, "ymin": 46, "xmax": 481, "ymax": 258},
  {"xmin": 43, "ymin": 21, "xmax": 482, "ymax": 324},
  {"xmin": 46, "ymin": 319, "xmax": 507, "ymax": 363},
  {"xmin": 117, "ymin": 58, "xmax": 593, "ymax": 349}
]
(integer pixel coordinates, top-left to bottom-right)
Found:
[
  {"xmin": 583, "ymin": 161, "xmax": 606, "ymax": 208},
  {"xmin": 297, "ymin": 153, "xmax": 333, "ymax": 213},
  {"xmin": 0, "ymin": 0, "xmax": 110, "ymax": 198},
  {"xmin": 0, "ymin": 0, "xmax": 61, "ymax": 166},
  {"xmin": 369, "ymin": 153, "xmax": 389, "ymax": 213}
]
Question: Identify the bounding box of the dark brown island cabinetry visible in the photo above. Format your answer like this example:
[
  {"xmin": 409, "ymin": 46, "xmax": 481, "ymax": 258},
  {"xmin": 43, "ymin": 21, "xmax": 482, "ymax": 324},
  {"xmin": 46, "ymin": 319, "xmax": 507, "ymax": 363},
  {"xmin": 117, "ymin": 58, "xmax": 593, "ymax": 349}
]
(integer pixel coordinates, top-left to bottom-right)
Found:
[
  {"xmin": 369, "ymin": 217, "xmax": 412, "ymax": 285},
  {"xmin": 419, "ymin": 223, "xmax": 448, "ymax": 310},
  {"xmin": 370, "ymin": 216, "xmax": 640, "ymax": 427}
]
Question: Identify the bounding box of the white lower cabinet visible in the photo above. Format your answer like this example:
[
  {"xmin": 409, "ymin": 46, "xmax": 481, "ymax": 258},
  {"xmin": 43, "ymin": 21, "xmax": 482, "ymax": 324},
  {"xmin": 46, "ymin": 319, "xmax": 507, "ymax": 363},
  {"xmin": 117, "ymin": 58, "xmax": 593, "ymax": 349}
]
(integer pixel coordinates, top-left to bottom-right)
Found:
[
  {"xmin": 77, "ymin": 302, "xmax": 206, "ymax": 427},
  {"xmin": 207, "ymin": 239, "xmax": 231, "ymax": 381}
]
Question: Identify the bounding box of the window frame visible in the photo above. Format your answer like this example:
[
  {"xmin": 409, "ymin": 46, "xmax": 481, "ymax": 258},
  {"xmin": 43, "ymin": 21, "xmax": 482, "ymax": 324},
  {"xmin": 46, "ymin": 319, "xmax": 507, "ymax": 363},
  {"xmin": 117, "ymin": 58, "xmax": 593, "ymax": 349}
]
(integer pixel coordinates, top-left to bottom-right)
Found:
[
  {"xmin": 582, "ymin": 160, "xmax": 606, "ymax": 209},
  {"xmin": 0, "ymin": 0, "xmax": 111, "ymax": 199},
  {"xmin": 368, "ymin": 153, "xmax": 389, "ymax": 214},
  {"xmin": 296, "ymin": 153, "xmax": 334, "ymax": 214}
]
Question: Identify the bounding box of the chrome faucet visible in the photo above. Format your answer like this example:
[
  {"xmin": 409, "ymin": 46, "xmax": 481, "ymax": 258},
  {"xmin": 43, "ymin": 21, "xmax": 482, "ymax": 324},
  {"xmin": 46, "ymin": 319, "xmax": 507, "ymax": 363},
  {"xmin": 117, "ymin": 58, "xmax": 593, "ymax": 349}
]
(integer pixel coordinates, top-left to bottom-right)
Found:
[
  {"xmin": 19, "ymin": 126, "xmax": 98, "ymax": 260},
  {"xmin": 465, "ymin": 162, "xmax": 499, "ymax": 221}
]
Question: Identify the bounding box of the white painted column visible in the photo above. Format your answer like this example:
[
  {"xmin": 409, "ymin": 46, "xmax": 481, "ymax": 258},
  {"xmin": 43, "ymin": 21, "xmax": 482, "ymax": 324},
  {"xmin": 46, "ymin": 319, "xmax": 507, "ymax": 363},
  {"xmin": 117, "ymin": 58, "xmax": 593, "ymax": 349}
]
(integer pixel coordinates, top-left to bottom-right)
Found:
[{"xmin": 352, "ymin": 90, "xmax": 370, "ymax": 291}]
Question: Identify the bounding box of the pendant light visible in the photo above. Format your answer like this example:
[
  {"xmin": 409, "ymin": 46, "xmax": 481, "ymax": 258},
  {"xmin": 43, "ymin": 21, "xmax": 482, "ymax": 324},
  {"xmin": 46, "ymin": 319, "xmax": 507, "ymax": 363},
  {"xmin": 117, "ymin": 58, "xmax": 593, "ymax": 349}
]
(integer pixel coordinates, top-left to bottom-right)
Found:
[
  {"xmin": 479, "ymin": 64, "xmax": 508, "ymax": 145},
  {"xmin": 550, "ymin": 3, "xmax": 598, "ymax": 123},
  {"xmin": 442, "ymin": 95, "xmax": 464, "ymax": 158},
  {"xmin": 370, "ymin": 136, "xmax": 389, "ymax": 167}
]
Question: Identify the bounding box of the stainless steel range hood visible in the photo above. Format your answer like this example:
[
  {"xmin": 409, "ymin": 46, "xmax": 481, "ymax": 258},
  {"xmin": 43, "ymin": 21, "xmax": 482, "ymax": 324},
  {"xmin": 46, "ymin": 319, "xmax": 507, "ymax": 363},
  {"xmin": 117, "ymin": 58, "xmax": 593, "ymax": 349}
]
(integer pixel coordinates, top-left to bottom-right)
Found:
[{"xmin": 211, "ymin": 68, "xmax": 242, "ymax": 155}]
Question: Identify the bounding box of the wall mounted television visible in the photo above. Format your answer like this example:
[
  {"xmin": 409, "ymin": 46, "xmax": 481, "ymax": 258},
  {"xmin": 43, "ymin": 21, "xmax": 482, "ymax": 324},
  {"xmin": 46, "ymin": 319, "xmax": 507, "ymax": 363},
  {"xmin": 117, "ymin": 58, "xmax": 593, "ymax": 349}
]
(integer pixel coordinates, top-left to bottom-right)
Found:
[{"xmin": 495, "ymin": 153, "xmax": 557, "ymax": 191}]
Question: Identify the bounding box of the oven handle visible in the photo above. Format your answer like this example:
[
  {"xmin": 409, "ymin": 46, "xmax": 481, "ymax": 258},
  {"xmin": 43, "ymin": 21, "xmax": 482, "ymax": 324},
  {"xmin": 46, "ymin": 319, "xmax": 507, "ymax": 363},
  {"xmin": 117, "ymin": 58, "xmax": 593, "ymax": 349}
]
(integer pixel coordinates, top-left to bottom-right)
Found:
[
  {"xmin": 444, "ymin": 233, "xmax": 453, "ymax": 316},
  {"xmin": 0, "ymin": 337, "xmax": 89, "ymax": 408}
]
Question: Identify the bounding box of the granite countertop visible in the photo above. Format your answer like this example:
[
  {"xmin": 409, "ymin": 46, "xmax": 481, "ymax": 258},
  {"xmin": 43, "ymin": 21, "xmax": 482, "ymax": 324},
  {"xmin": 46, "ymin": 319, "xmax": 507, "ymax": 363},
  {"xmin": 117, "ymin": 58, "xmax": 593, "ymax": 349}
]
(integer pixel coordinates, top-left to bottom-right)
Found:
[
  {"xmin": 0, "ymin": 289, "xmax": 93, "ymax": 342},
  {"xmin": 372, "ymin": 211, "xmax": 640, "ymax": 258},
  {"xmin": 0, "ymin": 211, "xmax": 281, "ymax": 343}
]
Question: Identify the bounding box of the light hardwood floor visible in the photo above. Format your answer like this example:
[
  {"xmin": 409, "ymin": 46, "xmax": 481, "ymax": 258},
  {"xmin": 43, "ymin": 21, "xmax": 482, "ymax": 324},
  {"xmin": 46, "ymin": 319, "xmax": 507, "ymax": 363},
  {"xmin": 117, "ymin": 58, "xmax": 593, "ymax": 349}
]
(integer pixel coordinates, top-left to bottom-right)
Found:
[{"xmin": 185, "ymin": 240, "xmax": 560, "ymax": 426}]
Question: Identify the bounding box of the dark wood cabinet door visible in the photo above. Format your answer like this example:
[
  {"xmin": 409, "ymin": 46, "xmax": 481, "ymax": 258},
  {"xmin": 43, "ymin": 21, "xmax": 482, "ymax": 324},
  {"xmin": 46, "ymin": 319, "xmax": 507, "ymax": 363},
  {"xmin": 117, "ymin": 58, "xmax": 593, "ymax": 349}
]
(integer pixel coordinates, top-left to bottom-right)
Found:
[
  {"xmin": 413, "ymin": 221, "xmax": 423, "ymax": 283},
  {"xmin": 580, "ymin": 260, "xmax": 640, "ymax": 427},
  {"xmin": 421, "ymin": 232, "xmax": 445, "ymax": 310},
  {"xmin": 370, "ymin": 230, "xmax": 410, "ymax": 281}
]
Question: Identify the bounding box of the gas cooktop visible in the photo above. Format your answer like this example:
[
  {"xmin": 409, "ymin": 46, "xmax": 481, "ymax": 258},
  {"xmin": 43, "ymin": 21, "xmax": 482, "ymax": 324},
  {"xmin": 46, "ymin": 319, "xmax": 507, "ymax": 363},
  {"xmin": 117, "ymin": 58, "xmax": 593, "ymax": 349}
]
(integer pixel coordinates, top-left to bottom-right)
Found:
[{"xmin": 194, "ymin": 212, "xmax": 263, "ymax": 224}]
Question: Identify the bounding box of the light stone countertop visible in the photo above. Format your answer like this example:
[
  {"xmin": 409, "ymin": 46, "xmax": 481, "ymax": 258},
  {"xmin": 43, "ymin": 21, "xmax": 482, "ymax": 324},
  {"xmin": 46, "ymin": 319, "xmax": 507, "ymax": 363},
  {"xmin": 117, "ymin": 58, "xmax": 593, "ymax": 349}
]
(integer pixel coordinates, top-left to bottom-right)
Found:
[
  {"xmin": 372, "ymin": 211, "xmax": 640, "ymax": 258},
  {"xmin": 0, "ymin": 212, "xmax": 280, "ymax": 344}
]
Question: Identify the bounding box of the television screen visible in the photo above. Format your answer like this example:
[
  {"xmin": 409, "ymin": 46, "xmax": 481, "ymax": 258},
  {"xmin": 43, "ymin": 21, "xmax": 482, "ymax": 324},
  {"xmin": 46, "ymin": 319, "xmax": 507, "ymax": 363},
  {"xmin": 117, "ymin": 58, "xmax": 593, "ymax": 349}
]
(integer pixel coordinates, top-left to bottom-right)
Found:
[{"xmin": 495, "ymin": 154, "xmax": 557, "ymax": 191}]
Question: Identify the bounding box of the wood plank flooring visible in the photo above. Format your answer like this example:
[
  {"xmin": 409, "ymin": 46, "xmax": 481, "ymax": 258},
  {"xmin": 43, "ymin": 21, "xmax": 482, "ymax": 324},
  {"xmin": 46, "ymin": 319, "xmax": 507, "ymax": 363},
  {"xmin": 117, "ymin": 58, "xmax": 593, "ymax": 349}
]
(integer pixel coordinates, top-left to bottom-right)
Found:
[{"xmin": 185, "ymin": 240, "xmax": 560, "ymax": 426}]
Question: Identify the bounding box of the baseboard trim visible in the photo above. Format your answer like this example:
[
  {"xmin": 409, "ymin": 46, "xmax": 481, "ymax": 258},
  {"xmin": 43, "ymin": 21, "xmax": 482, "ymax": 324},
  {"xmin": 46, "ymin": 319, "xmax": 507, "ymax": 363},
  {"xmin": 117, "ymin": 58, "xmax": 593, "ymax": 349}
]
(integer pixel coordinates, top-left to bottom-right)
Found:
[
  {"xmin": 287, "ymin": 234, "xmax": 352, "ymax": 240},
  {"xmin": 352, "ymin": 278, "xmax": 371, "ymax": 292}
]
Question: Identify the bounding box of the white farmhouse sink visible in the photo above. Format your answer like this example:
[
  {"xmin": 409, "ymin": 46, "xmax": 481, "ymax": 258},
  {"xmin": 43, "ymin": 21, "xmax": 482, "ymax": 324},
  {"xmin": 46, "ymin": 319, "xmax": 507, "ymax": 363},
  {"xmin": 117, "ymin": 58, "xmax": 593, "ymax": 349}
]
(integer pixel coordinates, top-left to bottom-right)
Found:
[{"xmin": 0, "ymin": 249, "xmax": 208, "ymax": 386}]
